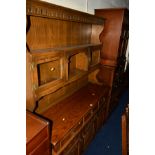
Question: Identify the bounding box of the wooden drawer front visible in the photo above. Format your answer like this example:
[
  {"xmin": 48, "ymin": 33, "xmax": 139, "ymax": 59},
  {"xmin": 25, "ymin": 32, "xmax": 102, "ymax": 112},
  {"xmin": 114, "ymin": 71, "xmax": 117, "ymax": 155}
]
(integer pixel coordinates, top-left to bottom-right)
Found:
[
  {"xmin": 28, "ymin": 138, "xmax": 50, "ymax": 155},
  {"xmin": 83, "ymin": 121, "xmax": 95, "ymax": 149},
  {"xmin": 38, "ymin": 59, "xmax": 62, "ymax": 85},
  {"xmin": 91, "ymin": 104, "xmax": 98, "ymax": 114},
  {"xmin": 72, "ymin": 119, "xmax": 83, "ymax": 134},
  {"xmin": 60, "ymin": 138, "xmax": 79, "ymax": 155},
  {"xmin": 53, "ymin": 142, "xmax": 61, "ymax": 153},
  {"xmin": 84, "ymin": 110, "xmax": 92, "ymax": 123},
  {"xmin": 93, "ymin": 114, "xmax": 98, "ymax": 133},
  {"xmin": 98, "ymin": 96, "xmax": 106, "ymax": 109},
  {"xmin": 27, "ymin": 127, "xmax": 48, "ymax": 154},
  {"xmin": 78, "ymin": 136, "xmax": 84, "ymax": 155},
  {"xmin": 64, "ymin": 141, "xmax": 79, "ymax": 155},
  {"xmin": 61, "ymin": 131, "xmax": 73, "ymax": 148}
]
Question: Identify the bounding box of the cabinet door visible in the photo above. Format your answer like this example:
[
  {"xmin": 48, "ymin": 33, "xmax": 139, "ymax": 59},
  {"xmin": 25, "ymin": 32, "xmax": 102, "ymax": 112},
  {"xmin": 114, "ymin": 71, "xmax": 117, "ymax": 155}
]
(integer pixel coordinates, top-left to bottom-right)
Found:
[
  {"xmin": 65, "ymin": 142, "xmax": 79, "ymax": 155},
  {"xmin": 60, "ymin": 140, "xmax": 79, "ymax": 155},
  {"xmin": 97, "ymin": 105, "xmax": 106, "ymax": 130},
  {"xmin": 83, "ymin": 120, "xmax": 95, "ymax": 150}
]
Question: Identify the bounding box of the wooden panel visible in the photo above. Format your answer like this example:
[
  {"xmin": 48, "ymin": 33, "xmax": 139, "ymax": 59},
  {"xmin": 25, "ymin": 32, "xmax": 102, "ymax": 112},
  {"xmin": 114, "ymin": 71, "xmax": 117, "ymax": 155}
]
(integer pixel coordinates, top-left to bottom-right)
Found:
[
  {"xmin": 91, "ymin": 24, "xmax": 103, "ymax": 44},
  {"xmin": 36, "ymin": 76, "xmax": 88, "ymax": 114},
  {"xmin": 82, "ymin": 120, "xmax": 95, "ymax": 150},
  {"xmin": 41, "ymin": 83, "xmax": 109, "ymax": 152},
  {"xmin": 95, "ymin": 9, "xmax": 124, "ymax": 61},
  {"xmin": 95, "ymin": 8, "xmax": 129, "ymax": 87},
  {"xmin": 68, "ymin": 51, "xmax": 88, "ymax": 80},
  {"xmin": 122, "ymin": 105, "xmax": 129, "ymax": 155},
  {"xmin": 26, "ymin": 51, "xmax": 36, "ymax": 111},
  {"xmin": 97, "ymin": 104, "xmax": 106, "ymax": 130},
  {"xmin": 60, "ymin": 137, "xmax": 79, "ymax": 155},
  {"xmin": 26, "ymin": 111, "xmax": 50, "ymax": 155},
  {"xmin": 27, "ymin": 16, "xmax": 59, "ymax": 50},
  {"xmin": 29, "ymin": 138, "xmax": 50, "ymax": 155},
  {"xmin": 27, "ymin": 16, "xmax": 93, "ymax": 51},
  {"xmin": 97, "ymin": 65, "xmax": 115, "ymax": 87},
  {"xmin": 90, "ymin": 49, "xmax": 100, "ymax": 66},
  {"xmin": 36, "ymin": 87, "xmax": 65, "ymax": 113}
]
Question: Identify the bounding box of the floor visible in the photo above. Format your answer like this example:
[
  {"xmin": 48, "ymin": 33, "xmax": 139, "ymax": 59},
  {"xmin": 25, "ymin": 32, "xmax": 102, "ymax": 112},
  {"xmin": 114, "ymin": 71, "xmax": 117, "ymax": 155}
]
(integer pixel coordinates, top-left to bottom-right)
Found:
[{"xmin": 83, "ymin": 89, "xmax": 129, "ymax": 155}]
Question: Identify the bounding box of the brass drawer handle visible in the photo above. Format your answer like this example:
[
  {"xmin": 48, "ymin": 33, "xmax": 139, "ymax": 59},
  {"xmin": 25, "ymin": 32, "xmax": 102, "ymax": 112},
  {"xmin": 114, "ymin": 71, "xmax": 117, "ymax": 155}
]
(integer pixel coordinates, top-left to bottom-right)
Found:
[
  {"xmin": 50, "ymin": 67, "xmax": 55, "ymax": 71},
  {"xmin": 89, "ymin": 104, "xmax": 93, "ymax": 107}
]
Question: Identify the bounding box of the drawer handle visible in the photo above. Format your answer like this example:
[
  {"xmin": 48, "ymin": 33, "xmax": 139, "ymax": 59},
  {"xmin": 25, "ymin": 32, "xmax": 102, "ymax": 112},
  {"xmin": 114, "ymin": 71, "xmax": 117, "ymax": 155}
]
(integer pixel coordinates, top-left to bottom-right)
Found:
[
  {"xmin": 89, "ymin": 104, "xmax": 93, "ymax": 107},
  {"xmin": 50, "ymin": 67, "xmax": 55, "ymax": 71}
]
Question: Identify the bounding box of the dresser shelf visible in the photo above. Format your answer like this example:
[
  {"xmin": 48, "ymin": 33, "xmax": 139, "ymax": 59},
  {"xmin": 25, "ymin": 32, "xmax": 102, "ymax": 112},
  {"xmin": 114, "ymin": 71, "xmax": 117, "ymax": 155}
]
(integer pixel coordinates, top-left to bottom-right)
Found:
[{"xmin": 30, "ymin": 43, "xmax": 102, "ymax": 53}]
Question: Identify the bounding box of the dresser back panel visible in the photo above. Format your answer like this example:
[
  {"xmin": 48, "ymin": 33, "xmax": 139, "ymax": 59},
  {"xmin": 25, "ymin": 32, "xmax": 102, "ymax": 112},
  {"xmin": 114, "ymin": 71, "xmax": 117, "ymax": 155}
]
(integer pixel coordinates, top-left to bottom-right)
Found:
[{"xmin": 27, "ymin": 16, "xmax": 92, "ymax": 51}]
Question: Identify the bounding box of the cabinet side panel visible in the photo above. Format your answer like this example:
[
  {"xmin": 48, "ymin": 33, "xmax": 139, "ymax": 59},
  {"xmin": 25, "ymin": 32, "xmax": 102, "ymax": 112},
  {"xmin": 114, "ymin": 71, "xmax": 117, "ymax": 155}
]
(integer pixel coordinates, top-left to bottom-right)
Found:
[{"xmin": 26, "ymin": 51, "xmax": 36, "ymax": 111}]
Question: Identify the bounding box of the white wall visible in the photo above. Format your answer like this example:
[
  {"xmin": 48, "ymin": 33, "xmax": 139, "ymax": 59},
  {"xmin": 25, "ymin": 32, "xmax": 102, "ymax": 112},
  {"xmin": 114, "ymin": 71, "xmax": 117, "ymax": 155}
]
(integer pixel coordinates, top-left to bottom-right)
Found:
[
  {"xmin": 88, "ymin": 0, "xmax": 129, "ymax": 14},
  {"xmin": 41, "ymin": 0, "xmax": 87, "ymax": 12},
  {"xmin": 41, "ymin": 0, "xmax": 129, "ymax": 14}
]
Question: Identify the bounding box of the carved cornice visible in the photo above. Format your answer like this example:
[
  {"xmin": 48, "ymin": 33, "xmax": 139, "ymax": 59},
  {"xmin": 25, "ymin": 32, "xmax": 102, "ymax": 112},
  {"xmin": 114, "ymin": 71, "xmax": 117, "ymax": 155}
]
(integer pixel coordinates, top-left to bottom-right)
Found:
[{"xmin": 26, "ymin": 0, "xmax": 104, "ymax": 25}]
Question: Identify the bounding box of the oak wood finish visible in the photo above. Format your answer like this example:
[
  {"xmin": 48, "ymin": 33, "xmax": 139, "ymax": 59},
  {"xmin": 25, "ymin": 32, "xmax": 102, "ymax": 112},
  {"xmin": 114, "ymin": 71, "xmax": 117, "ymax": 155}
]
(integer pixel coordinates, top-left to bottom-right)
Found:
[
  {"xmin": 122, "ymin": 104, "xmax": 129, "ymax": 155},
  {"xmin": 26, "ymin": 111, "xmax": 51, "ymax": 155},
  {"xmin": 26, "ymin": 0, "xmax": 110, "ymax": 155},
  {"xmin": 26, "ymin": 51, "xmax": 36, "ymax": 111},
  {"xmin": 95, "ymin": 8, "xmax": 129, "ymax": 87},
  {"xmin": 95, "ymin": 8, "xmax": 129, "ymax": 116},
  {"xmin": 42, "ymin": 83, "xmax": 109, "ymax": 154}
]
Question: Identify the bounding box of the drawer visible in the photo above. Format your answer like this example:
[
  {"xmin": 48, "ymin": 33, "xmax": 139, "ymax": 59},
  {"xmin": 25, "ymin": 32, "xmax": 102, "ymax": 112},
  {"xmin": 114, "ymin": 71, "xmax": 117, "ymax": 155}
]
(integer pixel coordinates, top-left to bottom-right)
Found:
[
  {"xmin": 84, "ymin": 110, "xmax": 92, "ymax": 123},
  {"xmin": 61, "ymin": 131, "xmax": 73, "ymax": 148},
  {"xmin": 98, "ymin": 96, "xmax": 106, "ymax": 108},
  {"xmin": 63, "ymin": 141, "xmax": 79, "ymax": 155},
  {"xmin": 82, "ymin": 121, "xmax": 95, "ymax": 149},
  {"xmin": 27, "ymin": 127, "xmax": 48, "ymax": 154},
  {"xmin": 60, "ymin": 136, "xmax": 79, "ymax": 155},
  {"xmin": 72, "ymin": 119, "xmax": 83, "ymax": 134},
  {"xmin": 91, "ymin": 103, "xmax": 98, "ymax": 114},
  {"xmin": 37, "ymin": 58, "xmax": 62, "ymax": 86},
  {"xmin": 97, "ymin": 107, "xmax": 106, "ymax": 130},
  {"xmin": 28, "ymin": 138, "xmax": 50, "ymax": 155}
]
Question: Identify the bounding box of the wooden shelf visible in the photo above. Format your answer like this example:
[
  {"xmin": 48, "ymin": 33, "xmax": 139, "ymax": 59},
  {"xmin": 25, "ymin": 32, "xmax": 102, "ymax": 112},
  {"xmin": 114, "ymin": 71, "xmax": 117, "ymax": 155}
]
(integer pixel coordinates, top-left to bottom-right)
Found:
[{"xmin": 30, "ymin": 43, "xmax": 102, "ymax": 53}]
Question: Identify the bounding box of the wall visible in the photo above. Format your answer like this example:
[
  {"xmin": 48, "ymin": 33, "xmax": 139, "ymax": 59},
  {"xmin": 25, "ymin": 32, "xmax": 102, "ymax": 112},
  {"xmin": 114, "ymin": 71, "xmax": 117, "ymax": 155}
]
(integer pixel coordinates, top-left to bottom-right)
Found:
[
  {"xmin": 88, "ymin": 0, "xmax": 129, "ymax": 14},
  {"xmin": 41, "ymin": 0, "xmax": 129, "ymax": 14},
  {"xmin": 41, "ymin": 0, "xmax": 87, "ymax": 12}
]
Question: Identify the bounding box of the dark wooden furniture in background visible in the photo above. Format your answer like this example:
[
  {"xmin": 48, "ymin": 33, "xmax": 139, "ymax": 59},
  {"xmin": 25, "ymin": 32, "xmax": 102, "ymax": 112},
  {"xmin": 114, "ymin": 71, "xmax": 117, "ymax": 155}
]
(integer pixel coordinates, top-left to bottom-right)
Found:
[
  {"xmin": 122, "ymin": 104, "xmax": 129, "ymax": 155},
  {"xmin": 26, "ymin": 111, "xmax": 51, "ymax": 155},
  {"xmin": 95, "ymin": 8, "xmax": 129, "ymax": 114},
  {"xmin": 26, "ymin": 0, "xmax": 111, "ymax": 154}
]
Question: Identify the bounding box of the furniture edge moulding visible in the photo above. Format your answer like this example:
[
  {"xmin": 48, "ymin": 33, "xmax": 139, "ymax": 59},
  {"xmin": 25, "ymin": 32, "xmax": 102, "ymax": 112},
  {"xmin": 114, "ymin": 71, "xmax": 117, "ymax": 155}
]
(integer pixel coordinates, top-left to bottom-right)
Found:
[
  {"xmin": 27, "ymin": 44, "xmax": 102, "ymax": 56},
  {"xmin": 26, "ymin": 0, "xmax": 105, "ymax": 25}
]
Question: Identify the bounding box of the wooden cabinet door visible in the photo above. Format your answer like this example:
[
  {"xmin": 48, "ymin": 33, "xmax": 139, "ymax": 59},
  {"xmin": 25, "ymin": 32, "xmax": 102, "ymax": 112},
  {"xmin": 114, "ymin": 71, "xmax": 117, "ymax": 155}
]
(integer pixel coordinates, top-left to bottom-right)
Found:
[
  {"xmin": 60, "ymin": 140, "xmax": 79, "ymax": 155},
  {"xmin": 82, "ymin": 120, "xmax": 95, "ymax": 150}
]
